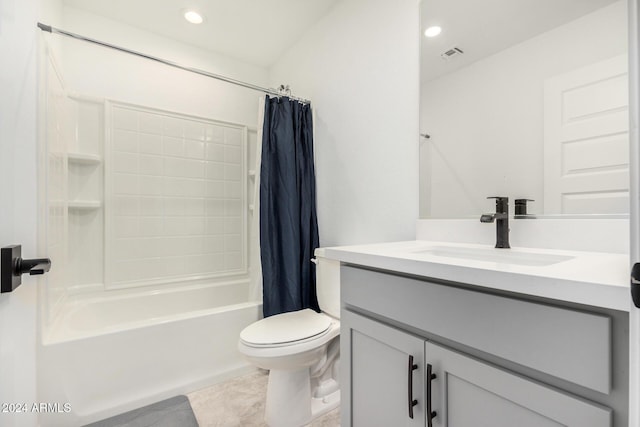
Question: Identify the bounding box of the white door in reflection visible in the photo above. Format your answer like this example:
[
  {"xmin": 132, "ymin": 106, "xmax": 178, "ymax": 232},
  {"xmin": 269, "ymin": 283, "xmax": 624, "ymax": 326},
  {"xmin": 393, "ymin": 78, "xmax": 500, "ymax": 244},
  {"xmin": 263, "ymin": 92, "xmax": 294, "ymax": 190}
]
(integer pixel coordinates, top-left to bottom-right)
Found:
[{"xmin": 544, "ymin": 54, "xmax": 629, "ymax": 214}]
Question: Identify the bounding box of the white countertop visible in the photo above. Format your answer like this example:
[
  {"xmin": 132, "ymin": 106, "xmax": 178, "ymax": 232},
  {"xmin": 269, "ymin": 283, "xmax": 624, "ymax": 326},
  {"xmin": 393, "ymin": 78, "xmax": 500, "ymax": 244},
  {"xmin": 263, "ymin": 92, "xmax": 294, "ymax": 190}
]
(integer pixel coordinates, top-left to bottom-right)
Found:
[{"xmin": 321, "ymin": 240, "xmax": 631, "ymax": 312}]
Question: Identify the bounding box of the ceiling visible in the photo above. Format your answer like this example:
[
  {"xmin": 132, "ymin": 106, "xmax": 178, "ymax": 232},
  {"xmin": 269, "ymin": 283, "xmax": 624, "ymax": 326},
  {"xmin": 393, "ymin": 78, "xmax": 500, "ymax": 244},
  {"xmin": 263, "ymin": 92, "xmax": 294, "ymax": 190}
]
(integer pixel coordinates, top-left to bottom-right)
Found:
[
  {"xmin": 62, "ymin": 0, "xmax": 340, "ymax": 67},
  {"xmin": 421, "ymin": 0, "xmax": 620, "ymax": 82},
  {"xmin": 60, "ymin": 1, "xmax": 620, "ymax": 79}
]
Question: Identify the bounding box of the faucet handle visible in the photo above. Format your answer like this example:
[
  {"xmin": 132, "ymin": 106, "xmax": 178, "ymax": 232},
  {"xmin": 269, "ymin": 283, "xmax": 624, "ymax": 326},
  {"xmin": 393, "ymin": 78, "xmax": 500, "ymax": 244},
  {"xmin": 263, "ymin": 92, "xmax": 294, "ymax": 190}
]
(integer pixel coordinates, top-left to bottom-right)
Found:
[
  {"xmin": 515, "ymin": 199, "xmax": 534, "ymax": 216},
  {"xmin": 486, "ymin": 196, "xmax": 509, "ymax": 214}
]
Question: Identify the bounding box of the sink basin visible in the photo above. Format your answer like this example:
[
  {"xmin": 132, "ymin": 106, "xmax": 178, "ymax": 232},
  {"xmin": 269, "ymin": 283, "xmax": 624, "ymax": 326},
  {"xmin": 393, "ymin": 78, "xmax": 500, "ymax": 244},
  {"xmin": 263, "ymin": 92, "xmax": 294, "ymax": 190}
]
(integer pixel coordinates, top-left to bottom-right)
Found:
[{"xmin": 413, "ymin": 246, "xmax": 574, "ymax": 267}]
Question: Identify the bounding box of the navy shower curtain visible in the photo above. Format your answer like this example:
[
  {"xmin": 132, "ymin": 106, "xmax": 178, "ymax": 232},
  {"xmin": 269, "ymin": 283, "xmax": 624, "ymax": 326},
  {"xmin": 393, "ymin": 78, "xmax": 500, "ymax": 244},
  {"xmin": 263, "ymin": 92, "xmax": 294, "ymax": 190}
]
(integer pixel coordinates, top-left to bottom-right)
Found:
[{"xmin": 260, "ymin": 96, "xmax": 320, "ymax": 318}]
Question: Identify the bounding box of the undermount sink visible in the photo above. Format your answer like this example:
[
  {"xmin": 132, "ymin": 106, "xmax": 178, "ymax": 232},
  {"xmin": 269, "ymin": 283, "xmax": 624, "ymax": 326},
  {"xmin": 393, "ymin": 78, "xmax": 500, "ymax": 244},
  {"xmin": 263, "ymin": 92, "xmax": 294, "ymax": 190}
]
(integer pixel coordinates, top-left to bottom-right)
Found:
[{"xmin": 412, "ymin": 246, "xmax": 574, "ymax": 267}]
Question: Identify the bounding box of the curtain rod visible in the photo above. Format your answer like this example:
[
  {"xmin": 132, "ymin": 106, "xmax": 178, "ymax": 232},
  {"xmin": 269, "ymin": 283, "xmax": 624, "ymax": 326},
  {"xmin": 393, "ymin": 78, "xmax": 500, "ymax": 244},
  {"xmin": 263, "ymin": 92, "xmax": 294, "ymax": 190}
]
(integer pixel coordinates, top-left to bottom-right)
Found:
[{"xmin": 36, "ymin": 22, "xmax": 311, "ymax": 104}]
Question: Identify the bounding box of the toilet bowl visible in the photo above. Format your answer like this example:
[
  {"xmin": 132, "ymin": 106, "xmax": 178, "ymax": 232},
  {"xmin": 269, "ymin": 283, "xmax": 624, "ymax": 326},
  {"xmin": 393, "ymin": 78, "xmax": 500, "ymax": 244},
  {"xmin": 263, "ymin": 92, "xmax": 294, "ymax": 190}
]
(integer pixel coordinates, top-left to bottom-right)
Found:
[{"xmin": 238, "ymin": 250, "xmax": 340, "ymax": 427}]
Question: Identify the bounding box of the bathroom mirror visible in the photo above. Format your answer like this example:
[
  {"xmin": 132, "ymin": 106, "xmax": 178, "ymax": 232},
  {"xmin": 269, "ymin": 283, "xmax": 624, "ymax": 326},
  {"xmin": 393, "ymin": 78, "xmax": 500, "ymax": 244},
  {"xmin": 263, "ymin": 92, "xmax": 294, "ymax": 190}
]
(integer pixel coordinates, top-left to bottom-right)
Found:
[{"xmin": 419, "ymin": 0, "xmax": 629, "ymax": 218}]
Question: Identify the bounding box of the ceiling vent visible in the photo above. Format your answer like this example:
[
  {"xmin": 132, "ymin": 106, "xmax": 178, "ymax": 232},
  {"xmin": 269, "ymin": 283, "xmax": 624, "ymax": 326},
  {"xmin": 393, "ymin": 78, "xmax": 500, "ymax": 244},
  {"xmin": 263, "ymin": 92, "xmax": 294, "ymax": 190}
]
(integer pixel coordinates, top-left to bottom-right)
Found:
[{"xmin": 441, "ymin": 47, "xmax": 464, "ymax": 61}]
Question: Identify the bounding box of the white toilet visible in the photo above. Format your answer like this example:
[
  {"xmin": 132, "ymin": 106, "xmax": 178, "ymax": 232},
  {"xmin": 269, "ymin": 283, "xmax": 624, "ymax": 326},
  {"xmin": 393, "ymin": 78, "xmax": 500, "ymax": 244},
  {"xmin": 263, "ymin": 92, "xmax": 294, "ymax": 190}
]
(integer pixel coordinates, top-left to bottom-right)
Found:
[{"xmin": 238, "ymin": 249, "xmax": 341, "ymax": 427}]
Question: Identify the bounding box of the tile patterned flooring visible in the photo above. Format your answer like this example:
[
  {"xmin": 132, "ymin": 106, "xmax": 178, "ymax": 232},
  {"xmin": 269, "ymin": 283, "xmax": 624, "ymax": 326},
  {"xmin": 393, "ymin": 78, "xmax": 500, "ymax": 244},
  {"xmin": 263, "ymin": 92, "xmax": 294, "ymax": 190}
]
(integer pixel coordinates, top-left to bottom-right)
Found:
[{"xmin": 187, "ymin": 370, "xmax": 340, "ymax": 427}]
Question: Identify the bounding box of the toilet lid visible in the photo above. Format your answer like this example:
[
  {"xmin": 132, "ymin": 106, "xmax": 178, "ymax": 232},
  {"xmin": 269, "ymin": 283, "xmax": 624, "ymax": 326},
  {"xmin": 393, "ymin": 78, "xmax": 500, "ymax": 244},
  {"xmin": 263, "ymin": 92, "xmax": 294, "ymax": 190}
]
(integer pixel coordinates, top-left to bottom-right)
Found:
[{"xmin": 240, "ymin": 309, "xmax": 332, "ymax": 346}]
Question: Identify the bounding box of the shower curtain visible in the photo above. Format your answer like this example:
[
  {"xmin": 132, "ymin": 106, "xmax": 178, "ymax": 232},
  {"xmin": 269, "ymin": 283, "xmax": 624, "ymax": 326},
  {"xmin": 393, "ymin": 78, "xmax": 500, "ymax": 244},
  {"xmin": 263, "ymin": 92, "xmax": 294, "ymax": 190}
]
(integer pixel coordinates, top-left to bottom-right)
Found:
[{"xmin": 260, "ymin": 95, "xmax": 320, "ymax": 317}]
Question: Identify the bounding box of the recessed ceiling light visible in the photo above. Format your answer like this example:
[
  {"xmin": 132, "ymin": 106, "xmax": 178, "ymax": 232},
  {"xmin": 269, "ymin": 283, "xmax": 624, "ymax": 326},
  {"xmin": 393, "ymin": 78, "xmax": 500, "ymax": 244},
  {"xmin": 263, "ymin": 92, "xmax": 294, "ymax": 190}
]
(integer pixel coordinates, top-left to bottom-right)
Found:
[
  {"xmin": 184, "ymin": 10, "xmax": 204, "ymax": 24},
  {"xmin": 424, "ymin": 26, "xmax": 442, "ymax": 38}
]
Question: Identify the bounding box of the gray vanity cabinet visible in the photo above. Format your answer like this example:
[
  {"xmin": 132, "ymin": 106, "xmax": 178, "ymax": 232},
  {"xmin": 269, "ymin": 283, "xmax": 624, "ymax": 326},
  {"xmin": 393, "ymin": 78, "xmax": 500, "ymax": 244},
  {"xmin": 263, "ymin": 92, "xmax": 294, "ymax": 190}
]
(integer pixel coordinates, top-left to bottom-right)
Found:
[
  {"xmin": 340, "ymin": 265, "xmax": 623, "ymax": 427},
  {"xmin": 342, "ymin": 310, "xmax": 425, "ymax": 426},
  {"xmin": 342, "ymin": 309, "xmax": 611, "ymax": 427},
  {"xmin": 427, "ymin": 342, "xmax": 610, "ymax": 427}
]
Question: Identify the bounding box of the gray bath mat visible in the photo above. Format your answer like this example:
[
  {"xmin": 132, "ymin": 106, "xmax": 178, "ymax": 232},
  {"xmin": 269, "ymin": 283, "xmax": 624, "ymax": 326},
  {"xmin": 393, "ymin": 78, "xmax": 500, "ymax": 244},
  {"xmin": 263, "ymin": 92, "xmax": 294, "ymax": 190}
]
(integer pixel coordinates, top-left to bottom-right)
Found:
[{"xmin": 84, "ymin": 395, "xmax": 198, "ymax": 427}]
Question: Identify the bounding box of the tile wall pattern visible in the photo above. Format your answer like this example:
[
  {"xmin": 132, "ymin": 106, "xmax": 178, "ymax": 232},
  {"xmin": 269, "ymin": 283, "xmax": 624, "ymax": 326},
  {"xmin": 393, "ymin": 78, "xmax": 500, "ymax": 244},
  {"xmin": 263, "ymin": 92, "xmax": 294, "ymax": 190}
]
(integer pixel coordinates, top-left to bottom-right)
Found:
[{"xmin": 106, "ymin": 104, "xmax": 246, "ymax": 288}]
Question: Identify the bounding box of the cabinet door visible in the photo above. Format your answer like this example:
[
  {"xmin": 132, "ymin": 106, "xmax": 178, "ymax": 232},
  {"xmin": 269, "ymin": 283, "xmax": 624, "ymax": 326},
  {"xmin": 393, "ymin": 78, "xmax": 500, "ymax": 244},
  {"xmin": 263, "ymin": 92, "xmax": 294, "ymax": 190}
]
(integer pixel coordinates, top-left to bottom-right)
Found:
[
  {"xmin": 342, "ymin": 310, "xmax": 425, "ymax": 427},
  {"xmin": 426, "ymin": 342, "xmax": 611, "ymax": 427}
]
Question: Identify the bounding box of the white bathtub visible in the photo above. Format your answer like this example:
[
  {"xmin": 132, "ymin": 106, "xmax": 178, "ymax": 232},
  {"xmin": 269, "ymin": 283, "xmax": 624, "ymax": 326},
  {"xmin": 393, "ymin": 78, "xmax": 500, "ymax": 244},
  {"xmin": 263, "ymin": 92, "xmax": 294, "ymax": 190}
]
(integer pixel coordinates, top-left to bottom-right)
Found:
[{"xmin": 38, "ymin": 280, "xmax": 262, "ymax": 426}]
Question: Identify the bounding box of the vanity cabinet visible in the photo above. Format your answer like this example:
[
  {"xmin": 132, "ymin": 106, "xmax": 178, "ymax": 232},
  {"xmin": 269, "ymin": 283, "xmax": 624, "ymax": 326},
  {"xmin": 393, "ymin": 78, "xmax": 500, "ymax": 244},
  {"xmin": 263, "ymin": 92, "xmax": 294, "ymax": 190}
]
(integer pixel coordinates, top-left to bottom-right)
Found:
[
  {"xmin": 426, "ymin": 342, "xmax": 609, "ymax": 427},
  {"xmin": 343, "ymin": 310, "xmax": 610, "ymax": 427},
  {"xmin": 345, "ymin": 310, "xmax": 425, "ymax": 426},
  {"xmin": 341, "ymin": 265, "xmax": 627, "ymax": 427}
]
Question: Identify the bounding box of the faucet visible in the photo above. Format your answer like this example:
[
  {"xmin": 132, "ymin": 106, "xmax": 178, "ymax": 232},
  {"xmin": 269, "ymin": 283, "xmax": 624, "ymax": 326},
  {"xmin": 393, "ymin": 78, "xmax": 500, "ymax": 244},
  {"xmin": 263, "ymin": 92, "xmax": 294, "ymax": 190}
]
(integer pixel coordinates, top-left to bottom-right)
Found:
[{"xmin": 480, "ymin": 196, "xmax": 510, "ymax": 249}]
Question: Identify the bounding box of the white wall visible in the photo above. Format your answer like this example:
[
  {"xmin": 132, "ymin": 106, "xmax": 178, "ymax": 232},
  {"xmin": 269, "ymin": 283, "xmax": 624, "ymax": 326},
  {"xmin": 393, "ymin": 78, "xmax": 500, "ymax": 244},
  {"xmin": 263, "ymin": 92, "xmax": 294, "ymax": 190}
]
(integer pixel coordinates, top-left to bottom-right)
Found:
[
  {"xmin": 269, "ymin": 0, "xmax": 420, "ymax": 246},
  {"xmin": 421, "ymin": 1, "xmax": 627, "ymax": 217},
  {"xmin": 59, "ymin": 7, "xmax": 268, "ymax": 128},
  {"xmin": 416, "ymin": 218, "xmax": 629, "ymax": 253},
  {"xmin": 0, "ymin": 0, "xmax": 61, "ymax": 425}
]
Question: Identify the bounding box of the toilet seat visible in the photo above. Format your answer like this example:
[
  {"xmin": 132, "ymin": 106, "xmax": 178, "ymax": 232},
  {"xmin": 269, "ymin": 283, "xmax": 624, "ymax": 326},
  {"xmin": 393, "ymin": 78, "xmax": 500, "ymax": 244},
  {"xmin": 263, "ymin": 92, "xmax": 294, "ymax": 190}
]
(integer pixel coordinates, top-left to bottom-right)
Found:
[
  {"xmin": 240, "ymin": 309, "xmax": 332, "ymax": 348},
  {"xmin": 238, "ymin": 313, "xmax": 339, "ymax": 368}
]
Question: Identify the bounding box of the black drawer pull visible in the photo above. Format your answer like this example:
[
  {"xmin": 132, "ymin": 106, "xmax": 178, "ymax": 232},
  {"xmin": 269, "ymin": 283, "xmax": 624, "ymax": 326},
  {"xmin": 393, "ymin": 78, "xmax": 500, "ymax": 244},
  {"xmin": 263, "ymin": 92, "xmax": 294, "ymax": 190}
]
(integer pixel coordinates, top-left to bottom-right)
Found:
[
  {"xmin": 408, "ymin": 355, "xmax": 418, "ymax": 418},
  {"xmin": 427, "ymin": 363, "xmax": 438, "ymax": 426}
]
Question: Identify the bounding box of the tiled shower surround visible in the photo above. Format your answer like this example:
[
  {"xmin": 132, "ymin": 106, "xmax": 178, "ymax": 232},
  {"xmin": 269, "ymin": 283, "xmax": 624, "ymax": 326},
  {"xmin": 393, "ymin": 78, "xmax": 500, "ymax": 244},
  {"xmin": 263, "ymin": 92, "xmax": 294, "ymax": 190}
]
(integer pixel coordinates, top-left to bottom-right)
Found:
[
  {"xmin": 40, "ymin": 43, "xmax": 255, "ymax": 332},
  {"xmin": 106, "ymin": 104, "xmax": 247, "ymax": 288}
]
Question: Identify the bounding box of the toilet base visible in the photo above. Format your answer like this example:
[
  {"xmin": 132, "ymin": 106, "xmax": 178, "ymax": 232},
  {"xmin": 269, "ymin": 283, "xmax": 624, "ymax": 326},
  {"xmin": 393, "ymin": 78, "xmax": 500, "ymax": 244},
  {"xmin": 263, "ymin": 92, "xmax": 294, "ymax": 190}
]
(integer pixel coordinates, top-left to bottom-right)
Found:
[
  {"xmin": 238, "ymin": 321, "xmax": 341, "ymax": 427},
  {"xmin": 265, "ymin": 368, "xmax": 312, "ymax": 427},
  {"xmin": 264, "ymin": 367, "xmax": 341, "ymax": 427},
  {"xmin": 311, "ymin": 388, "xmax": 340, "ymax": 420}
]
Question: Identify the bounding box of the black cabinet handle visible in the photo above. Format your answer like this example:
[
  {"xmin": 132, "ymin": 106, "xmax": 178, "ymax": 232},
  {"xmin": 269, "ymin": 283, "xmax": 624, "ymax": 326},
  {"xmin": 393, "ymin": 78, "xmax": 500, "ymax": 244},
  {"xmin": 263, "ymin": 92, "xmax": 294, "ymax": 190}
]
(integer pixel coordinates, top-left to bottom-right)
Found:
[
  {"xmin": 631, "ymin": 263, "xmax": 640, "ymax": 308},
  {"xmin": 427, "ymin": 363, "xmax": 438, "ymax": 426},
  {"xmin": 408, "ymin": 355, "xmax": 418, "ymax": 419}
]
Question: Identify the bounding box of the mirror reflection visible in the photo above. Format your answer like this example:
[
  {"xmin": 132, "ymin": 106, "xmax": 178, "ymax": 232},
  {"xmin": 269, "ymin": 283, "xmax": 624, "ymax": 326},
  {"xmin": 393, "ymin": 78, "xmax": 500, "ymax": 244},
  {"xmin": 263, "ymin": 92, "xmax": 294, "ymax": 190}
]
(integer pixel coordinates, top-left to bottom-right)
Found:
[{"xmin": 419, "ymin": 0, "xmax": 629, "ymax": 218}]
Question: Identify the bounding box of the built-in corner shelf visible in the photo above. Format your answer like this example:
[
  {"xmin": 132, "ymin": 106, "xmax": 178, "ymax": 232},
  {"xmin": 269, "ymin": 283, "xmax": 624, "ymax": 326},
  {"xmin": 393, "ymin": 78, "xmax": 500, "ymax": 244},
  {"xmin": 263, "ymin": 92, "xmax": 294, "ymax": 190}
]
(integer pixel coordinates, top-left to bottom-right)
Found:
[
  {"xmin": 68, "ymin": 152, "xmax": 102, "ymax": 165},
  {"xmin": 68, "ymin": 201, "xmax": 101, "ymax": 211}
]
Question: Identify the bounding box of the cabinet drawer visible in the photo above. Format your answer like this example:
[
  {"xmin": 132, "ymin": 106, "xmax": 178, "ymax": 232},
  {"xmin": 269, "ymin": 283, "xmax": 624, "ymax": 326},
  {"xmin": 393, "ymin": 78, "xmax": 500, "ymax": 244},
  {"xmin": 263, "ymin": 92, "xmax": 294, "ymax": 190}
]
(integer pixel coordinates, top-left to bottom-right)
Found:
[{"xmin": 341, "ymin": 266, "xmax": 611, "ymax": 394}]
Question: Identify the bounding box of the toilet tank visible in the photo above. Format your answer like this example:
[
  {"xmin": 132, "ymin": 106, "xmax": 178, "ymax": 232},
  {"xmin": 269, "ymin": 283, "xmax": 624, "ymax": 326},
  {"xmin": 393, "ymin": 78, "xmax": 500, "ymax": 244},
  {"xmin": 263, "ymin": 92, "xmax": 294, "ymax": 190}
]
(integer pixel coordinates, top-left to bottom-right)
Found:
[{"xmin": 314, "ymin": 248, "xmax": 341, "ymax": 319}]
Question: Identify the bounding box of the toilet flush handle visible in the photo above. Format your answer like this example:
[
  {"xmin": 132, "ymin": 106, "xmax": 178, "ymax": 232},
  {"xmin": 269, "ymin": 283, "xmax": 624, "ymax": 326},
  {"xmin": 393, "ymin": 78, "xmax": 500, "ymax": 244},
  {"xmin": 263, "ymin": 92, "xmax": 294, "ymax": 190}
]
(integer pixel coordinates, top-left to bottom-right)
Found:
[{"xmin": 310, "ymin": 258, "xmax": 318, "ymax": 265}]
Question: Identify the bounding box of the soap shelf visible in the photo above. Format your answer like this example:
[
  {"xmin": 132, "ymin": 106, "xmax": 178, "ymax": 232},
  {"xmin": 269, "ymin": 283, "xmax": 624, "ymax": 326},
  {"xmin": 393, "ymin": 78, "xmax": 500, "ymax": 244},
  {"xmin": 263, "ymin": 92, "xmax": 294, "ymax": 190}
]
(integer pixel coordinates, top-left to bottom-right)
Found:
[{"xmin": 68, "ymin": 152, "xmax": 102, "ymax": 165}]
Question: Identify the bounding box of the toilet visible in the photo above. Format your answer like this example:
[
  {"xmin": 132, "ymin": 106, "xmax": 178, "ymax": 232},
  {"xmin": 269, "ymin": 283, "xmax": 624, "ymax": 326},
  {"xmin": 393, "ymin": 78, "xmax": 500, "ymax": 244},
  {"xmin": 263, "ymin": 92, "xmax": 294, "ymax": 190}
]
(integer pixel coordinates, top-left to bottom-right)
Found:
[{"xmin": 238, "ymin": 249, "xmax": 341, "ymax": 427}]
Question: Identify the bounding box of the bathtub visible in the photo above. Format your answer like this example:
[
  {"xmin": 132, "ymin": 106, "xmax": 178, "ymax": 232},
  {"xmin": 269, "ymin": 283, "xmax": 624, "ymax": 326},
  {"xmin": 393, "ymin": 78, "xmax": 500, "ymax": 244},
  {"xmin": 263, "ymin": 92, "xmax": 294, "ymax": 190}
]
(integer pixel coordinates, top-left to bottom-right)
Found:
[{"xmin": 37, "ymin": 280, "xmax": 261, "ymax": 426}]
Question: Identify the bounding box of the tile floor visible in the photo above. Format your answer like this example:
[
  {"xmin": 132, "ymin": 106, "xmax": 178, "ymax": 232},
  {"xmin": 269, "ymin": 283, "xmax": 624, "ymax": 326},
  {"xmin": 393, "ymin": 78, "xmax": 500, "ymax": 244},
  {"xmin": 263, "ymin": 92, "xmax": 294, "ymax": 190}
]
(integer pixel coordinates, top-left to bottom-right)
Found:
[{"xmin": 187, "ymin": 370, "xmax": 340, "ymax": 427}]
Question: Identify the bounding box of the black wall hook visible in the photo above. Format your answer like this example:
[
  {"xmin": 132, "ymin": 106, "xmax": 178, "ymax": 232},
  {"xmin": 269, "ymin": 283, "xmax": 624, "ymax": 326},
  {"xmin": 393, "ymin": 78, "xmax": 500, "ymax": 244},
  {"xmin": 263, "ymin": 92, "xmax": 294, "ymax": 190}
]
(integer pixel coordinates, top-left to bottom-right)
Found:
[{"xmin": 1, "ymin": 245, "xmax": 51, "ymax": 293}]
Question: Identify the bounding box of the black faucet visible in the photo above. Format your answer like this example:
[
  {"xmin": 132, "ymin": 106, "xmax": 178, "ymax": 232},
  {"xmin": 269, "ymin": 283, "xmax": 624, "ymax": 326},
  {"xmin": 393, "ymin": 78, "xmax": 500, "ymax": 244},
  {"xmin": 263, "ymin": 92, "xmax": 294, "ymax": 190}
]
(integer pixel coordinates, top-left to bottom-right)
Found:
[{"xmin": 480, "ymin": 196, "xmax": 510, "ymax": 249}]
